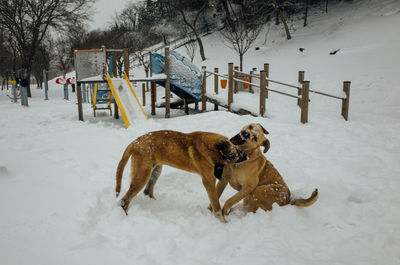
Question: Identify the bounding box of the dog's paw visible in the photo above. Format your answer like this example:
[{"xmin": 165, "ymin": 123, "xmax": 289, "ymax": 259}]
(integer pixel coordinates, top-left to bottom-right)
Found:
[
  {"xmin": 143, "ymin": 189, "xmax": 156, "ymax": 200},
  {"xmin": 222, "ymin": 206, "xmax": 231, "ymax": 216},
  {"xmin": 120, "ymin": 200, "xmax": 129, "ymax": 216},
  {"xmin": 214, "ymin": 211, "xmax": 227, "ymax": 223}
]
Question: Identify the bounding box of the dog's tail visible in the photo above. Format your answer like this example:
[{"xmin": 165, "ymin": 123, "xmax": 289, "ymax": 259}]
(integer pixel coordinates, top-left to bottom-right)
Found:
[
  {"xmin": 290, "ymin": 189, "xmax": 319, "ymax": 207},
  {"xmin": 115, "ymin": 143, "xmax": 134, "ymax": 197}
]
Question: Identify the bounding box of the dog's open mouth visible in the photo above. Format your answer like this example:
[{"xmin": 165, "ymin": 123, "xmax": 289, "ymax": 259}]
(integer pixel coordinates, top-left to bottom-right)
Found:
[{"xmin": 230, "ymin": 131, "xmax": 249, "ymax": 145}]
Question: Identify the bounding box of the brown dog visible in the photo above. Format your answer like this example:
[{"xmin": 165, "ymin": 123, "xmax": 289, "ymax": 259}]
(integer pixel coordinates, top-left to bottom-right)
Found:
[
  {"xmin": 216, "ymin": 123, "xmax": 318, "ymax": 215},
  {"xmin": 115, "ymin": 130, "xmax": 239, "ymax": 222}
]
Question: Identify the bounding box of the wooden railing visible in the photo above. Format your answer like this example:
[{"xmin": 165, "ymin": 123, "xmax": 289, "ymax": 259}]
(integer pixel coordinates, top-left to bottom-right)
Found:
[{"xmin": 202, "ymin": 62, "xmax": 351, "ymax": 123}]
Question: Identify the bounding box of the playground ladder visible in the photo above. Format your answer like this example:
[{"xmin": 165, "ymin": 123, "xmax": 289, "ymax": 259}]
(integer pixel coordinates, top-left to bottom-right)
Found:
[{"xmin": 92, "ymin": 83, "xmax": 112, "ymax": 117}]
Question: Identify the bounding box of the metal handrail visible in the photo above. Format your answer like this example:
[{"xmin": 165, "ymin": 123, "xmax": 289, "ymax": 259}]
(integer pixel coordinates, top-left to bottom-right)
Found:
[
  {"xmin": 205, "ymin": 70, "xmax": 228, "ymax": 79},
  {"xmin": 233, "ymin": 78, "xmax": 300, "ymax": 99}
]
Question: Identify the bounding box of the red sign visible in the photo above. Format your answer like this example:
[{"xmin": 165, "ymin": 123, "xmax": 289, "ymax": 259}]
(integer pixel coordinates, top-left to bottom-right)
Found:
[
  {"xmin": 66, "ymin": 77, "xmax": 76, "ymax": 85},
  {"xmin": 56, "ymin": 78, "xmax": 65, "ymax": 85}
]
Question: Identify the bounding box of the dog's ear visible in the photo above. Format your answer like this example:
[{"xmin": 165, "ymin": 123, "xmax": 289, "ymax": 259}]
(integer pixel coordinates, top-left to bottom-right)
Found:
[
  {"xmin": 262, "ymin": 139, "xmax": 270, "ymax": 153},
  {"xmin": 258, "ymin": 123, "xmax": 269, "ymax": 135}
]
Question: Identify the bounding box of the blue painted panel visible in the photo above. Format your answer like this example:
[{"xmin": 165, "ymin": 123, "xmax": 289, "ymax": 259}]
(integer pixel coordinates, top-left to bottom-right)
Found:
[{"xmin": 151, "ymin": 50, "xmax": 202, "ymax": 101}]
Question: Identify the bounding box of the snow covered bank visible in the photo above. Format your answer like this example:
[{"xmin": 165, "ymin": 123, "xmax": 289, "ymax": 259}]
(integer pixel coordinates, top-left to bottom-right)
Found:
[{"xmin": 1, "ymin": 0, "xmax": 400, "ymax": 264}]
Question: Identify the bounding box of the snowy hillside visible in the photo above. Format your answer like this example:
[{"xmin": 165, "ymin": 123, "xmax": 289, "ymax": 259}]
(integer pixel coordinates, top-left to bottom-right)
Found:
[{"xmin": 1, "ymin": 1, "xmax": 400, "ymax": 265}]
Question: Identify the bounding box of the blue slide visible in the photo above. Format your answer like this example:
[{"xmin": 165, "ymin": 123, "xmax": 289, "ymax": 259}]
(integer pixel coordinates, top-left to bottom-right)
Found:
[{"xmin": 151, "ymin": 50, "xmax": 202, "ymax": 101}]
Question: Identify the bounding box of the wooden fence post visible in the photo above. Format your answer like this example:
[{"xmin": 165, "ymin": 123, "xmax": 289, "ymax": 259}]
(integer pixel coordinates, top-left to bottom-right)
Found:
[
  {"xmin": 234, "ymin": 66, "xmax": 239, "ymax": 93},
  {"xmin": 149, "ymin": 51, "xmax": 152, "ymax": 77},
  {"xmin": 202, "ymin": 66, "xmax": 206, "ymax": 112},
  {"xmin": 147, "ymin": 51, "xmax": 152, "ymax": 92},
  {"xmin": 184, "ymin": 99, "xmax": 189, "ymax": 114},
  {"xmin": 142, "ymin": 83, "xmax": 146, "ymax": 106},
  {"xmin": 123, "ymin": 48, "xmax": 129, "ymax": 77},
  {"xmin": 298, "ymin": 71, "xmax": 304, "ymax": 107},
  {"xmin": 249, "ymin": 70, "xmax": 254, "ymax": 94},
  {"xmin": 264, "ymin": 63, "xmax": 269, "ymax": 98},
  {"xmin": 214, "ymin": 67, "xmax": 219, "ymax": 110},
  {"xmin": 101, "ymin": 45, "xmax": 107, "ymax": 80},
  {"xmin": 259, "ymin": 70, "xmax": 266, "ymax": 116},
  {"xmin": 151, "ymin": 82, "xmax": 156, "ymax": 115},
  {"xmin": 145, "ymin": 68, "xmax": 150, "ymax": 92},
  {"xmin": 341, "ymin": 81, "xmax": 351, "ymax": 121},
  {"xmin": 228, "ymin": 63, "xmax": 234, "ymax": 111},
  {"xmin": 165, "ymin": 47, "xmax": 170, "ymax": 118},
  {"xmin": 214, "ymin": 68, "xmax": 219, "ymax": 95},
  {"xmin": 300, "ymin": 81, "xmax": 309, "ymax": 124},
  {"xmin": 114, "ymin": 100, "xmax": 119, "ymax": 119}
]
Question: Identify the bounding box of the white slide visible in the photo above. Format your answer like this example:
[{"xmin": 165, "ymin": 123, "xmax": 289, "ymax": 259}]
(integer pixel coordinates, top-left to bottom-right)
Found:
[{"xmin": 107, "ymin": 73, "xmax": 148, "ymax": 128}]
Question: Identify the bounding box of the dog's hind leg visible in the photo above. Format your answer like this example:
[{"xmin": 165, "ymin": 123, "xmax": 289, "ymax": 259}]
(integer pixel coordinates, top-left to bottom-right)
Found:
[
  {"xmin": 143, "ymin": 165, "xmax": 162, "ymax": 199},
  {"xmin": 248, "ymin": 184, "xmax": 290, "ymax": 212},
  {"xmin": 120, "ymin": 158, "xmax": 153, "ymax": 215}
]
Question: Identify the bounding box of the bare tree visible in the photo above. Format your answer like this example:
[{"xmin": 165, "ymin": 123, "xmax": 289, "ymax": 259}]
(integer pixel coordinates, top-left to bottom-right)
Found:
[
  {"xmin": 174, "ymin": 0, "xmax": 209, "ymax": 61},
  {"xmin": 184, "ymin": 37, "xmax": 198, "ymax": 62},
  {"xmin": 32, "ymin": 43, "xmax": 51, "ymax": 88},
  {"xmin": 272, "ymin": 0, "xmax": 291, "ymax": 40},
  {"xmin": 219, "ymin": 0, "xmax": 236, "ymax": 32},
  {"xmin": 221, "ymin": 23, "xmax": 262, "ymax": 71},
  {"xmin": 220, "ymin": 1, "xmax": 266, "ymax": 71},
  {"xmin": 178, "ymin": 25, "xmax": 198, "ymax": 62},
  {"xmin": 0, "ymin": 29, "xmax": 13, "ymax": 89},
  {"xmin": 0, "ymin": 0, "xmax": 95, "ymax": 97}
]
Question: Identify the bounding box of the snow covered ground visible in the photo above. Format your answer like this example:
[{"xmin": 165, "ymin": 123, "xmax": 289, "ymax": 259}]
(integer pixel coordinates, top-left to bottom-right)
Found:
[{"xmin": 1, "ymin": 0, "xmax": 400, "ymax": 264}]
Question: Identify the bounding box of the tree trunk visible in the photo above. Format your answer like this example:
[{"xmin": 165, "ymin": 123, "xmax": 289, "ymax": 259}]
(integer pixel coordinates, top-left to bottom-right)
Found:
[
  {"xmin": 239, "ymin": 53, "xmax": 243, "ymax": 72},
  {"xmin": 325, "ymin": 0, "xmax": 329, "ymax": 13},
  {"xmin": 176, "ymin": 2, "xmax": 207, "ymax": 61},
  {"xmin": 220, "ymin": 0, "xmax": 236, "ymax": 32},
  {"xmin": 26, "ymin": 68, "xmax": 32, "ymax": 97},
  {"xmin": 22, "ymin": 55, "xmax": 33, "ymax": 97},
  {"xmin": 273, "ymin": 0, "xmax": 291, "ymax": 40},
  {"xmin": 304, "ymin": 0, "xmax": 309, "ymax": 27},
  {"xmin": 197, "ymin": 36, "xmax": 206, "ymax": 61}
]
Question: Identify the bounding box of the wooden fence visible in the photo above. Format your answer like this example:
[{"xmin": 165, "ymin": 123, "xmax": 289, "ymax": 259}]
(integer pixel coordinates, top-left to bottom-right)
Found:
[{"xmin": 202, "ymin": 62, "xmax": 351, "ymax": 123}]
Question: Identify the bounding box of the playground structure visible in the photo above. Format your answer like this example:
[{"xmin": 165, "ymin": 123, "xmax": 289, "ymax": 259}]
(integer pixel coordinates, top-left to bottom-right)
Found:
[
  {"xmin": 75, "ymin": 46, "xmax": 206, "ymax": 126},
  {"xmin": 6, "ymin": 72, "xmax": 29, "ymax": 107},
  {"xmin": 41, "ymin": 68, "xmax": 76, "ymax": 101},
  {"xmin": 74, "ymin": 46, "xmax": 350, "ymax": 126},
  {"xmin": 74, "ymin": 46, "xmax": 150, "ymax": 128}
]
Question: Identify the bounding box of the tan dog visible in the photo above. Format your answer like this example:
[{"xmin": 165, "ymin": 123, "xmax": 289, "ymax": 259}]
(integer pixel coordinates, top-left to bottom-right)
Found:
[
  {"xmin": 115, "ymin": 130, "xmax": 239, "ymax": 222},
  {"xmin": 216, "ymin": 123, "xmax": 318, "ymax": 215}
]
